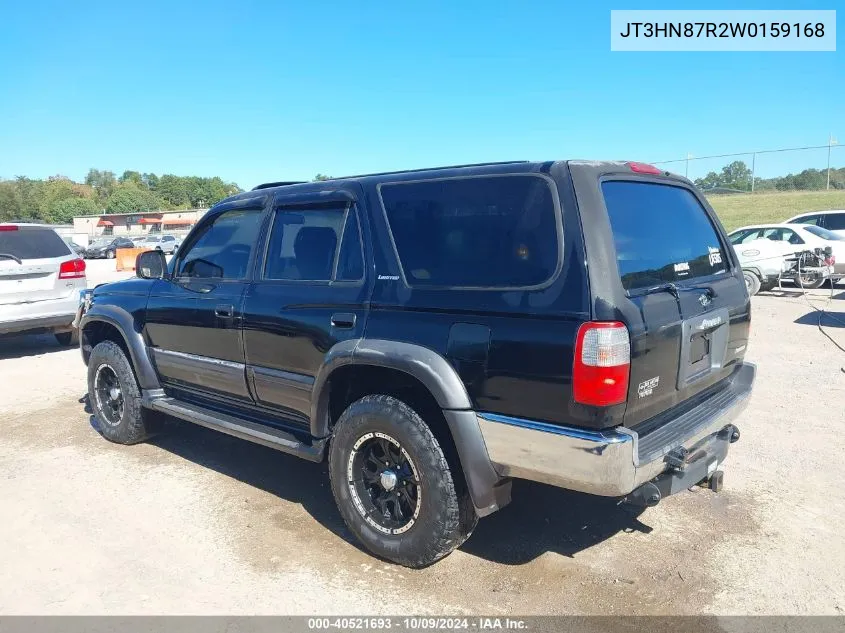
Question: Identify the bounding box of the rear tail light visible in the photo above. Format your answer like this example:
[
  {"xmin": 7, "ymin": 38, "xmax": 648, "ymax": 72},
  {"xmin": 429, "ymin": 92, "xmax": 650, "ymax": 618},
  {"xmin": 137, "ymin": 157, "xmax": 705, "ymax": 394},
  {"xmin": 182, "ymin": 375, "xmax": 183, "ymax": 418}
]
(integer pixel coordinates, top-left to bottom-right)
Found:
[
  {"xmin": 573, "ymin": 321, "xmax": 630, "ymax": 407},
  {"xmin": 627, "ymin": 162, "xmax": 664, "ymax": 175},
  {"xmin": 59, "ymin": 258, "xmax": 86, "ymax": 279},
  {"xmin": 0, "ymin": 225, "xmax": 19, "ymax": 231}
]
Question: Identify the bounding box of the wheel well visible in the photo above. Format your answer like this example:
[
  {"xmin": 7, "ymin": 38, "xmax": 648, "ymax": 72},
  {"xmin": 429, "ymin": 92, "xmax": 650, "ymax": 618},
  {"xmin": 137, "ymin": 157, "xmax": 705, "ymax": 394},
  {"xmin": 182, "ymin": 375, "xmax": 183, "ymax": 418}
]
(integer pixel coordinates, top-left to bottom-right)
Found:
[
  {"xmin": 81, "ymin": 320, "xmax": 132, "ymax": 366},
  {"xmin": 326, "ymin": 365, "xmax": 468, "ymax": 493},
  {"xmin": 742, "ymin": 267, "xmax": 762, "ymax": 279}
]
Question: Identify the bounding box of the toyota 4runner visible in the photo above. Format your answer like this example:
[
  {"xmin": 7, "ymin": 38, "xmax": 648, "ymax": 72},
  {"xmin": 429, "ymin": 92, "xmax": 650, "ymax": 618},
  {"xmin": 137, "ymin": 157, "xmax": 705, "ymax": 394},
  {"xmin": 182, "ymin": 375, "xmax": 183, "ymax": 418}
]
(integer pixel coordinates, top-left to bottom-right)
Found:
[{"xmin": 76, "ymin": 160, "xmax": 754, "ymax": 567}]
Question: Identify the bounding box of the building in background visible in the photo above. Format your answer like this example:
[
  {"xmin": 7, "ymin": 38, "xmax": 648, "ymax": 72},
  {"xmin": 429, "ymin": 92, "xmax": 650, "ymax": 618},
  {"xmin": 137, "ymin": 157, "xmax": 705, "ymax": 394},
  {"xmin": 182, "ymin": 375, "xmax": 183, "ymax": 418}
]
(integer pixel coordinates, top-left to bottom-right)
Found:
[{"xmin": 72, "ymin": 209, "xmax": 207, "ymax": 240}]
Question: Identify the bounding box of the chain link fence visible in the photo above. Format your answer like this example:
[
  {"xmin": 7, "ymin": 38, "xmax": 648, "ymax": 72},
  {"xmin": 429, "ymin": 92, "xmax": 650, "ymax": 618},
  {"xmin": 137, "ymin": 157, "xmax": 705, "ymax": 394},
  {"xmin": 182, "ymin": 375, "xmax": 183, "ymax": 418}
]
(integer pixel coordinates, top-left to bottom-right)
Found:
[{"xmin": 653, "ymin": 140, "xmax": 843, "ymax": 193}]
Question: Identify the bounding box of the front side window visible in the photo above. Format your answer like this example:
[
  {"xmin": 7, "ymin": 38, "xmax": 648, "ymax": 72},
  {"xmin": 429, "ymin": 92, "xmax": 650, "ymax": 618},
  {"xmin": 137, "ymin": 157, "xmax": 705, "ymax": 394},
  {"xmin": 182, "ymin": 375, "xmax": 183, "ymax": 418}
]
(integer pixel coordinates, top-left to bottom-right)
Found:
[
  {"xmin": 729, "ymin": 229, "xmax": 761, "ymax": 245},
  {"xmin": 263, "ymin": 204, "xmax": 355, "ymax": 281},
  {"xmin": 791, "ymin": 214, "xmax": 821, "ymax": 226},
  {"xmin": 602, "ymin": 181, "xmax": 728, "ymax": 290},
  {"xmin": 177, "ymin": 209, "xmax": 263, "ymax": 280},
  {"xmin": 379, "ymin": 175, "xmax": 559, "ymax": 288}
]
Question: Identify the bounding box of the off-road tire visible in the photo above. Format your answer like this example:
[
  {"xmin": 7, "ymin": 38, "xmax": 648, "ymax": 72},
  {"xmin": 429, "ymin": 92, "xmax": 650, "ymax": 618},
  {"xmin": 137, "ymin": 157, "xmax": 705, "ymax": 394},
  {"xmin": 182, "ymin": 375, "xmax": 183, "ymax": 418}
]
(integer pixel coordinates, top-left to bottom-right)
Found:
[
  {"xmin": 329, "ymin": 394, "xmax": 476, "ymax": 568},
  {"xmin": 87, "ymin": 340, "xmax": 158, "ymax": 444},
  {"xmin": 55, "ymin": 330, "xmax": 79, "ymax": 346}
]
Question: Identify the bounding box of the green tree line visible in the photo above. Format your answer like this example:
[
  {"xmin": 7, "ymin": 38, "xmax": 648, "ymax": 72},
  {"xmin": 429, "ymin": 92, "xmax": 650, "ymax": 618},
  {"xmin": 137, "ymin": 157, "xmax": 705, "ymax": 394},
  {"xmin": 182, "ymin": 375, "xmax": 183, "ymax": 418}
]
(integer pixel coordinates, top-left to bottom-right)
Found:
[
  {"xmin": 0, "ymin": 169, "xmax": 242, "ymax": 224},
  {"xmin": 694, "ymin": 160, "xmax": 845, "ymax": 192}
]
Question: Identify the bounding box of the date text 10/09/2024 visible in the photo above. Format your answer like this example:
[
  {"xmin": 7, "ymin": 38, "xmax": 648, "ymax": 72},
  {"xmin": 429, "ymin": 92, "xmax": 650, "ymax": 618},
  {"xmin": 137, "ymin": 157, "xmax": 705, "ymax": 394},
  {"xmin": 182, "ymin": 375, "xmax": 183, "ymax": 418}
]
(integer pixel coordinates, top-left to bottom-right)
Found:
[
  {"xmin": 619, "ymin": 22, "xmax": 826, "ymax": 39},
  {"xmin": 307, "ymin": 618, "xmax": 529, "ymax": 630}
]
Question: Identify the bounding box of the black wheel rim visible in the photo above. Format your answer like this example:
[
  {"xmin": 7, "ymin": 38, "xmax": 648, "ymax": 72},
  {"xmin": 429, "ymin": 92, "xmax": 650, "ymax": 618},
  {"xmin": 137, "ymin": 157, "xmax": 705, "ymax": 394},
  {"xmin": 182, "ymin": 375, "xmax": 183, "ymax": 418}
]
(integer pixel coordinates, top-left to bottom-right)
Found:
[
  {"xmin": 94, "ymin": 364, "xmax": 124, "ymax": 427},
  {"xmin": 347, "ymin": 432, "xmax": 421, "ymax": 535}
]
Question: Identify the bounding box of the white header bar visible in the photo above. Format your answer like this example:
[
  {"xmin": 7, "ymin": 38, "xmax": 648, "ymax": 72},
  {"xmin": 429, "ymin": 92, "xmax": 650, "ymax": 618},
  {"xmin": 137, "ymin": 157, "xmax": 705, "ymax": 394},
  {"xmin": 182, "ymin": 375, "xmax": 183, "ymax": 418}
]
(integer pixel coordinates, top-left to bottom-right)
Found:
[{"xmin": 611, "ymin": 10, "xmax": 836, "ymax": 51}]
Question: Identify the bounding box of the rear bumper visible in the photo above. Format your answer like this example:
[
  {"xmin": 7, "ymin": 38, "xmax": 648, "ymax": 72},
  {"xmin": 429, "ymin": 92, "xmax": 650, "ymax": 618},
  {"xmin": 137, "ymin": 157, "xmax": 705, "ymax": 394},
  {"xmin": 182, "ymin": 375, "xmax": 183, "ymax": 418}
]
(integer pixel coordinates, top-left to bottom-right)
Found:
[
  {"xmin": 477, "ymin": 362, "xmax": 755, "ymax": 497},
  {"xmin": 0, "ymin": 293, "xmax": 81, "ymax": 336}
]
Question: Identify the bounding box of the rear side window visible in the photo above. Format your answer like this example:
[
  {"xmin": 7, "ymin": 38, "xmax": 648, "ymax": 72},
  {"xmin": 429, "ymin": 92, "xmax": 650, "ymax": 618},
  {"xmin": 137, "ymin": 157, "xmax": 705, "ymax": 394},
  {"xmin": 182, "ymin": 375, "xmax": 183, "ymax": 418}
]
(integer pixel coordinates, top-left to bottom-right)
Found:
[
  {"xmin": 602, "ymin": 181, "xmax": 728, "ymax": 291},
  {"xmin": 0, "ymin": 227, "xmax": 71, "ymax": 260},
  {"xmin": 379, "ymin": 175, "xmax": 560, "ymax": 288},
  {"xmin": 263, "ymin": 204, "xmax": 361, "ymax": 282},
  {"xmin": 824, "ymin": 213, "xmax": 845, "ymax": 231}
]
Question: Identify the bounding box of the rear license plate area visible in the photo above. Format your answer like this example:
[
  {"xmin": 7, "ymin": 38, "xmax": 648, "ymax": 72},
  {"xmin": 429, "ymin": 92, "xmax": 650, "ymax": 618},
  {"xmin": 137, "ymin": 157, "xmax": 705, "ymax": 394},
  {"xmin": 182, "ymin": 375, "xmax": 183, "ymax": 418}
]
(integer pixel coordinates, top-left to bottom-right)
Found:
[{"xmin": 677, "ymin": 308, "xmax": 730, "ymax": 389}]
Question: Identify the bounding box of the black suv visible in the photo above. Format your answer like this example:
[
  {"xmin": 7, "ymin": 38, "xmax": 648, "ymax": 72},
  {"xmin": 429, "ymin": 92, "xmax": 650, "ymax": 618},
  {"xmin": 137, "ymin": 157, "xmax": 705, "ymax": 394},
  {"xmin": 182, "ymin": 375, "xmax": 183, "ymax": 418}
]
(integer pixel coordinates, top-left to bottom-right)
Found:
[{"xmin": 76, "ymin": 160, "xmax": 754, "ymax": 567}]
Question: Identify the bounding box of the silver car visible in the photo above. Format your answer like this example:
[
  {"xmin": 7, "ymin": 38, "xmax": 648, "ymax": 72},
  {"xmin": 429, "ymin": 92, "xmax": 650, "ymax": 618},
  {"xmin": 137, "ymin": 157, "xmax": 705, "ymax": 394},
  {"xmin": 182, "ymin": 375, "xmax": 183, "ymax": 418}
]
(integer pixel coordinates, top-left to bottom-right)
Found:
[
  {"xmin": 0, "ymin": 223, "xmax": 87, "ymax": 345},
  {"xmin": 136, "ymin": 234, "xmax": 180, "ymax": 254}
]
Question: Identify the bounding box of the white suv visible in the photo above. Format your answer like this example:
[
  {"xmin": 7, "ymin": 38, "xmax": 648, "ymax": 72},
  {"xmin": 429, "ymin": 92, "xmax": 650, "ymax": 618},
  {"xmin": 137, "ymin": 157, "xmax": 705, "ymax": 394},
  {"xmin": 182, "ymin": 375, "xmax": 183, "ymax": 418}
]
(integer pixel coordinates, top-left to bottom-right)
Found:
[{"xmin": 0, "ymin": 223, "xmax": 87, "ymax": 345}]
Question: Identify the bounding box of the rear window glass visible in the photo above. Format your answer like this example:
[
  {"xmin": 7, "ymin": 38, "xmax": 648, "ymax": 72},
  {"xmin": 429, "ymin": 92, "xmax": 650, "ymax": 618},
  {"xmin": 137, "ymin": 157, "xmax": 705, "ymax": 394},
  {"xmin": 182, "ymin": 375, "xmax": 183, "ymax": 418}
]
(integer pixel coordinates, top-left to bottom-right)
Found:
[
  {"xmin": 0, "ymin": 227, "xmax": 71, "ymax": 260},
  {"xmin": 379, "ymin": 175, "xmax": 560, "ymax": 288},
  {"xmin": 804, "ymin": 225, "xmax": 845, "ymax": 241},
  {"xmin": 602, "ymin": 181, "xmax": 728, "ymax": 291}
]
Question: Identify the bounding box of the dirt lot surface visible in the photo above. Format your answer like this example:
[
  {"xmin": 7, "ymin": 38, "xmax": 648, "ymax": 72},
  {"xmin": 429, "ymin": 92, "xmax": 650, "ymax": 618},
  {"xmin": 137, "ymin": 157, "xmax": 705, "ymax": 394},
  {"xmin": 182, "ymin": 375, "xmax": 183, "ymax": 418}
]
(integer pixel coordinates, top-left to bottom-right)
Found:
[{"xmin": 1, "ymin": 261, "xmax": 844, "ymax": 615}]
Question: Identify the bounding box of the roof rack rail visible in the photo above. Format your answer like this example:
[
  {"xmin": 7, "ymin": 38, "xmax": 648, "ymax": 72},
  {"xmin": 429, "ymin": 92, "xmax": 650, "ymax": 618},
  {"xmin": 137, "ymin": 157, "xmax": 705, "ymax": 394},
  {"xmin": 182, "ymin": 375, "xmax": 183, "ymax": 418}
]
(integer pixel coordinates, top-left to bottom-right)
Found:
[
  {"xmin": 252, "ymin": 181, "xmax": 308, "ymax": 191},
  {"xmin": 332, "ymin": 160, "xmax": 529, "ymax": 180}
]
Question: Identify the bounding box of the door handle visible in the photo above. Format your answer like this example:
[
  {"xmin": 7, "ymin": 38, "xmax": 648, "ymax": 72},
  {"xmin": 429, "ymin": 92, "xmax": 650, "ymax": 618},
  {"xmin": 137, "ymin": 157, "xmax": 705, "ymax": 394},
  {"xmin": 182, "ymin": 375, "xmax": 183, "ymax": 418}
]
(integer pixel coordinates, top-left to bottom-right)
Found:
[
  {"xmin": 330, "ymin": 313, "xmax": 356, "ymax": 329},
  {"xmin": 215, "ymin": 304, "xmax": 234, "ymax": 318}
]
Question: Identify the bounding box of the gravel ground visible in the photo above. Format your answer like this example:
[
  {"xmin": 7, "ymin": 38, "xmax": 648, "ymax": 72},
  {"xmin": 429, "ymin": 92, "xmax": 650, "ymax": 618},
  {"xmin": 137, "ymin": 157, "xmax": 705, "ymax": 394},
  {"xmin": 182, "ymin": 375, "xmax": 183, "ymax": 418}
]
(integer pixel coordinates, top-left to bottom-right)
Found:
[{"xmin": 1, "ymin": 261, "xmax": 843, "ymax": 615}]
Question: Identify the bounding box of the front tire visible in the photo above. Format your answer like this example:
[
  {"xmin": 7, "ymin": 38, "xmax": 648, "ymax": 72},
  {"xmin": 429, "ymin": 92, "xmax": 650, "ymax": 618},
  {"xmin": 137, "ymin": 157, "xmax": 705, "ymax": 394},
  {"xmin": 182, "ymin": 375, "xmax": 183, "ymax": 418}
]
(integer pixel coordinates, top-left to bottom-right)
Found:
[
  {"xmin": 106, "ymin": 250, "xmax": 115, "ymax": 260},
  {"xmin": 87, "ymin": 340, "xmax": 156, "ymax": 444},
  {"xmin": 329, "ymin": 395, "xmax": 476, "ymax": 568},
  {"xmin": 743, "ymin": 270, "xmax": 761, "ymax": 296}
]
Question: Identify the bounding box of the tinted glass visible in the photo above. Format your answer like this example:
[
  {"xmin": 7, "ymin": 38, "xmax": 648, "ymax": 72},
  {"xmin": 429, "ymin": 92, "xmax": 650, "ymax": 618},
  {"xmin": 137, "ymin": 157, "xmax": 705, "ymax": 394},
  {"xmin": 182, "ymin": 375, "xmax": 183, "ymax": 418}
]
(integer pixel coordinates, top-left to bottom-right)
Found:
[
  {"xmin": 178, "ymin": 209, "xmax": 263, "ymax": 279},
  {"xmin": 805, "ymin": 225, "xmax": 845, "ymax": 241},
  {"xmin": 336, "ymin": 209, "xmax": 364, "ymax": 281},
  {"xmin": 380, "ymin": 176, "xmax": 559, "ymax": 287},
  {"xmin": 264, "ymin": 206, "xmax": 346, "ymax": 281},
  {"xmin": 791, "ymin": 215, "xmax": 821, "ymax": 226},
  {"xmin": 823, "ymin": 213, "xmax": 845, "ymax": 230},
  {"xmin": 0, "ymin": 228, "xmax": 71, "ymax": 259},
  {"xmin": 602, "ymin": 181, "xmax": 728, "ymax": 290}
]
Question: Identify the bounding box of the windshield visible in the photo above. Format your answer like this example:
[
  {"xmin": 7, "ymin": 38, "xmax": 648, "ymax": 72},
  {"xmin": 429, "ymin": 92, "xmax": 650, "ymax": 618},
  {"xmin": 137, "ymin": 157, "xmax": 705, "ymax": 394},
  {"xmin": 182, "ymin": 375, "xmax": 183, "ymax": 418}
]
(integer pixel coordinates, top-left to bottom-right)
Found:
[{"xmin": 804, "ymin": 225, "xmax": 845, "ymax": 241}]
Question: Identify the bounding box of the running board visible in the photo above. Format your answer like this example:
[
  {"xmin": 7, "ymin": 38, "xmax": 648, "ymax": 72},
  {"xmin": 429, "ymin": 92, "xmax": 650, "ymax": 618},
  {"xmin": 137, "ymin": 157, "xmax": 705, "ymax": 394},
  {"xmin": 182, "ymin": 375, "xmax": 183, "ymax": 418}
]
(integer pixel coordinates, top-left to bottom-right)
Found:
[{"xmin": 144, "ymin": 395, "xmax": 325, "ymax": 462}]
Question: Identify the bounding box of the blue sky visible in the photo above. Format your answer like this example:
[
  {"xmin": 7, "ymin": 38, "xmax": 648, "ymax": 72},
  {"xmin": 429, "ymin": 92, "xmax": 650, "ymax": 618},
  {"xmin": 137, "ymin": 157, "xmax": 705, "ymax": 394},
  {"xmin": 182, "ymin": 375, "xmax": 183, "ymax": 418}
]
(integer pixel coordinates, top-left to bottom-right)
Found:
[{"xmin": 0, "ymin": 0, "xmax": 841, "ymax": 189}]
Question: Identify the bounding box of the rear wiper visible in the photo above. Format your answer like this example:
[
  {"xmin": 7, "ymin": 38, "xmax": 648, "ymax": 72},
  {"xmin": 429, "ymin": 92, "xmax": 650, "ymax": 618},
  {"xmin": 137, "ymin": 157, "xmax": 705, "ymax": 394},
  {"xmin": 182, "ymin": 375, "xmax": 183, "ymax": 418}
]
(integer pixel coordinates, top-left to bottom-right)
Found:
[
  {"xmin": 632, "ymin": 282, "xmax": 715, "ymax": 300},
  {"xmin": 0, "ymin": 253, "xmax": 23, "ymax": 264}
]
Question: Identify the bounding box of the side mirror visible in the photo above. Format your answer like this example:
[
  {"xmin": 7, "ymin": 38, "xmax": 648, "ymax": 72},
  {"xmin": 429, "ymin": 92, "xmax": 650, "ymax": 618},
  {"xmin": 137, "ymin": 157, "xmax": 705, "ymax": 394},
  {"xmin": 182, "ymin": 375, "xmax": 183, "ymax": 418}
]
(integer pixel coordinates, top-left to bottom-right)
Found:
[{"xmin": 136, "ymin": 249, "xmax": 167, "ymax": 279}]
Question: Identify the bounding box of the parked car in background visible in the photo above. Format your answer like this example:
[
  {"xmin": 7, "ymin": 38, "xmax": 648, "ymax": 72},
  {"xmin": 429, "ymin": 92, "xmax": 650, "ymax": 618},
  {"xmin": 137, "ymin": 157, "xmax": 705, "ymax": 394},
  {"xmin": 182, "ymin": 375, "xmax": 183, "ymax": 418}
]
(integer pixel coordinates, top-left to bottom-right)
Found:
[
  {"xmin": 130, "ymin": 236, "xmax": 151, "ymax": 248},
  {"xmin": 785, "ymin": 210, "xmax": 845, "ymax": 237},
  {"xmin": 136, "ymin": 234, "xmax": 180, "ymax": 254},
  {"xmin": 728, "ymin": 223, "xmax": 844, "ymax": 290},
  {"xmin": 76, "ymin": 160, "xmax": 754, "ymax": 568},
  {"xmin": 61, "ymin": 236, "xmax": 85, "ymax": 256},
  {"xmin": 0, "ymin": 223, "xmax": 86, "ymax": 345},
  {"xmin": 83, "ymin": 237, "xmax": 135, "ymax": 259}
]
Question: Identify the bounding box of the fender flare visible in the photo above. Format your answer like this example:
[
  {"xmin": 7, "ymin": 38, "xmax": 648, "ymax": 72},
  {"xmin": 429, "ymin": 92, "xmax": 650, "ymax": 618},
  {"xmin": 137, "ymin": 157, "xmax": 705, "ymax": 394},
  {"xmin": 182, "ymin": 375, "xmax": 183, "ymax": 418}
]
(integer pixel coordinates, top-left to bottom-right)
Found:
[
  {"xmin": 310, "ymin": 339, "xmax": 509, "ymax": 516},
  {"xmin": 310, "ymin": 339, "xmax": 472, "ymax": 438},
  {"xmin": 79, "ymin": 305, "xmax": 161, "ymax": 391}
]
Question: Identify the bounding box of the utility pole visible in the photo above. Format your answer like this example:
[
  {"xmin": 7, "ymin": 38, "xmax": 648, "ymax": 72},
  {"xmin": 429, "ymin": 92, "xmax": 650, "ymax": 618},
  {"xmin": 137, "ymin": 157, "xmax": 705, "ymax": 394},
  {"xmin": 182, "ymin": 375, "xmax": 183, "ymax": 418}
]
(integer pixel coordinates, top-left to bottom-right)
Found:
[
  {"xmin": 827, "ymin": 134, "xmax": 839, "ymax": 190},
  {"xmin": 751, "ymin": 152, "xmax": 756, "ymax": 193},
  {"xmin": 685, "ymin": 153, "xmax": 692, "ymax": 179}
]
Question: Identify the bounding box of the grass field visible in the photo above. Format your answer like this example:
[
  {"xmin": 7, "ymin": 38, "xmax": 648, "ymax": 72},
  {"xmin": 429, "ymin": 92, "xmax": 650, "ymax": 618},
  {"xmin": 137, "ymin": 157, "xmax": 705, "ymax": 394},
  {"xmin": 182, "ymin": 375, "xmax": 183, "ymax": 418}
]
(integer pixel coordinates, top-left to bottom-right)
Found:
[{"xmin": 707, "ymin": 190, "xmax": 845, "ymax": 232}]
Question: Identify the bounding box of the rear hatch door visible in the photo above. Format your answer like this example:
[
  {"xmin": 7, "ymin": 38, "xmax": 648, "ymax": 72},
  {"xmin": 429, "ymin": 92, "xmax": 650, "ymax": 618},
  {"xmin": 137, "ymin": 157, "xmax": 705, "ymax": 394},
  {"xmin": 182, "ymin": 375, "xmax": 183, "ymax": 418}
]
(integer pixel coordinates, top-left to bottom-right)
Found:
[
  {"xmin": 0, "ymin": 226, "xmax": 77, "ymax": 305},
  {"xmin": 570, "ymin": 164, "xmax": 750, "ymax": 429}
]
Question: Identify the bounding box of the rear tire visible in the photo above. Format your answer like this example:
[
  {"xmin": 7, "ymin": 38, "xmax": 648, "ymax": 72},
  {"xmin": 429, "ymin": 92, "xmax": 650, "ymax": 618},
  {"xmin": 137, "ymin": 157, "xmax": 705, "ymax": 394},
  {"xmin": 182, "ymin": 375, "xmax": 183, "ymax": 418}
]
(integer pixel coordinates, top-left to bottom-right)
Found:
[
  {"xmin": 798, "ymin": 274, "xmax": 824, "ymax": 290},
  {"xmin": 55, "ymin": 330, "xmax": 78, "ymax": 346},
  {"xmin": 328, "ymin": 395, "xmax": 476, "ymax": 568},
  {"xmin": 87, "ymin": 340, "xmax": 158, "ymax": 444},
  {"xmin": 743, "ymin": 270, "xmax": 761, "ymax": 296}
]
